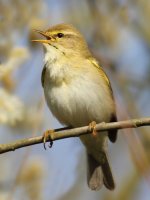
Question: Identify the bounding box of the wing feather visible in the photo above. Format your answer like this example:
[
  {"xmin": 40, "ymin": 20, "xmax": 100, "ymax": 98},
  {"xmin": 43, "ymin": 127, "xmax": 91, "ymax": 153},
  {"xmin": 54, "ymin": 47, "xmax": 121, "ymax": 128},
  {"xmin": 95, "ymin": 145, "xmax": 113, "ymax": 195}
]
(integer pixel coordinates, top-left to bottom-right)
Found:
[
  {"xmin": 41, "ymin": 64, "xmax": 46, "ymax": 87},
  {"xmin": 89, "ymin": 57, "xmax": 118, "ymax": 142}
]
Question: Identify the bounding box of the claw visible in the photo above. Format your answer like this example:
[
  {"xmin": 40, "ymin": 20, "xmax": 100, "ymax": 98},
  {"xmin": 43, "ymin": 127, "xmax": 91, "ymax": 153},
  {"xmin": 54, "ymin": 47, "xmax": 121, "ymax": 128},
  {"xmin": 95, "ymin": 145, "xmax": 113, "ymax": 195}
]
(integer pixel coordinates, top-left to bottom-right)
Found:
[
  {"xmin": 43, "ymin": 130, "xmax": 54, "ymax": 150},
  {"xmin": 88, "ymin": 121, "xmax": 97, "ymax": 136},
  {"xmin": 48, "ymin": 140, "xmax": 53, "ymax": 148}
]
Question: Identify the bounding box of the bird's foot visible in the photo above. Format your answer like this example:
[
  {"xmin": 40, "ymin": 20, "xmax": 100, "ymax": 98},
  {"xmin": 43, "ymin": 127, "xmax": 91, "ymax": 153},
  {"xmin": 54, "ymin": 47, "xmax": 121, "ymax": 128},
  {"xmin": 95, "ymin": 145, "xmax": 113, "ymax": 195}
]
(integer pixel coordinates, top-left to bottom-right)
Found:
[
  {"xmin": 43, "ymin": 130, "xmax": 54, "ymax": 150},
  {"xmin": 88, "ymin": 121, "xmax": 97, "ymax": 136}
]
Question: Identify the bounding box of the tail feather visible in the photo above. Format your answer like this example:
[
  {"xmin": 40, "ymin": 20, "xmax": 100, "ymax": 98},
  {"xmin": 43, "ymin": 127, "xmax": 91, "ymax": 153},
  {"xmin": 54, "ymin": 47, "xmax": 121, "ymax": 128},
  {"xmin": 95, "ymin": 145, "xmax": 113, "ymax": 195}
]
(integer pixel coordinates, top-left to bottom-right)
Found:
[
  {"xmin": 101, "ymin": 152, "xmax": 115, "ymax": 190},
  {"xmin": 87, "ymin": 151, "xmax": 115, "ymax": 191},
  {"xmin": 87, "ymin": 153, "xmax": 103, "ymax": 190}
]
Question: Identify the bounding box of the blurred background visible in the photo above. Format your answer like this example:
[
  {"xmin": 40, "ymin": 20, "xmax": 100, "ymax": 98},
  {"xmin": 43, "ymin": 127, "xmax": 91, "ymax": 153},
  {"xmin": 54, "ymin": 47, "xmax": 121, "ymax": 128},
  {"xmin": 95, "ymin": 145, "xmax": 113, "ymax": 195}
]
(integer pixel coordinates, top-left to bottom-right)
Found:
[{"xmin": 0, "ymin": 0, "xmax": 150, "ymax": 199}]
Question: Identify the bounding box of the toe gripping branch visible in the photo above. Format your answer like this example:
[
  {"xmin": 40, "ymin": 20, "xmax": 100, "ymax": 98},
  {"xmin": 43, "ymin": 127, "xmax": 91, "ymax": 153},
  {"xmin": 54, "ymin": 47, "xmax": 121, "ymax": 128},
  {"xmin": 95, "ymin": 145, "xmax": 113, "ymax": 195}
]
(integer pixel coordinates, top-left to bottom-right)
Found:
[
  {"xmin": 88, "ymin": 121, "xmax": 97, "ymax": 136},
  {"xmin": 43, "ymin": 130, "xmax": 54, "ymax": 150}
]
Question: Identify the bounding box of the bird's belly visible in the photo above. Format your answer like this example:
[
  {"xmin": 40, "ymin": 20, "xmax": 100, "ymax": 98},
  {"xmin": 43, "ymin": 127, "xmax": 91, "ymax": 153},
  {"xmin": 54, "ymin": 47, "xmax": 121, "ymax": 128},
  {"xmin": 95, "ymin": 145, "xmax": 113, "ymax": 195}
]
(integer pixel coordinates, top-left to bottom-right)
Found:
[
  {"xmin": 44, "ymin": 79, "xmax": 113, "ymax": 127},
  {"xmin": 44, "ymin": 79, "xmax": 112, "ymax": 152}
]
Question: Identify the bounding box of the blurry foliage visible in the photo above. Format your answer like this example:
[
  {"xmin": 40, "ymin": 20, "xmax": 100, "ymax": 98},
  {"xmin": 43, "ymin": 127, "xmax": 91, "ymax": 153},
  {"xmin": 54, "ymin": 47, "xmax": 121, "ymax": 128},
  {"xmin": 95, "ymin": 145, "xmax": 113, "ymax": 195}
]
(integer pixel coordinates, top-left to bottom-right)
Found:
[
  {"xmin": 0, "ymin": 47, "xmax": 29, "ymax": 90},
  {"xmin": 0, "ymin": 0, "xmax": 46, "ymax": 197},
  {"xmin": 0, "ymin": 0, "xmax": 46, "ymax": 127},
  {"xmin": 0, "ymin": 0, "xmax": 150, "ymax": 200},
  {"xmin": 17, "ymin": 159, "xmax": 45, "ymax": 200},
  {"xmin": 0, "ymin": 0, "xmax": 47, "ymax": 55},
  {"xmin": 0, "ymin": 89, "xmax": 24, "ymax": 125}
]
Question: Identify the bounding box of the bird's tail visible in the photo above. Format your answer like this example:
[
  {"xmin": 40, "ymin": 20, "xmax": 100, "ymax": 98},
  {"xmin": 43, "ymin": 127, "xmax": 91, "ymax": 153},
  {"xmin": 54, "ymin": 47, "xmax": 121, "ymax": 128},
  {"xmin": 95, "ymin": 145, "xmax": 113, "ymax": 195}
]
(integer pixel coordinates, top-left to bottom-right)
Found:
[{"xmin": 87, "ymin": 151, "xmax": 115, "ymax": 191}]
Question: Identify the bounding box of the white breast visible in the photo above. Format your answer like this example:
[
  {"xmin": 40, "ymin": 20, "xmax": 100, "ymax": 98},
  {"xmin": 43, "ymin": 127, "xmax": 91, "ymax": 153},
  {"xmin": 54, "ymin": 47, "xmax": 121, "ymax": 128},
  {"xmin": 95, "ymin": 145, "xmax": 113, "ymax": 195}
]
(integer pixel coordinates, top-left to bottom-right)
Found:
[{"xmin": 44, "ymin": 66, "xmax": 114, "ymax": 128}]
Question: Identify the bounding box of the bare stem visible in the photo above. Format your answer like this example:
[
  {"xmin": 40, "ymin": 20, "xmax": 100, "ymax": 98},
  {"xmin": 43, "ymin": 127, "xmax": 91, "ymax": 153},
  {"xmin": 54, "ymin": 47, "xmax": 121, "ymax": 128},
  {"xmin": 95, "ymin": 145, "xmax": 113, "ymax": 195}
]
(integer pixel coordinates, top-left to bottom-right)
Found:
[{"xmin": 0, "ymin": 117, "xmax": 150, "ymax": 154}]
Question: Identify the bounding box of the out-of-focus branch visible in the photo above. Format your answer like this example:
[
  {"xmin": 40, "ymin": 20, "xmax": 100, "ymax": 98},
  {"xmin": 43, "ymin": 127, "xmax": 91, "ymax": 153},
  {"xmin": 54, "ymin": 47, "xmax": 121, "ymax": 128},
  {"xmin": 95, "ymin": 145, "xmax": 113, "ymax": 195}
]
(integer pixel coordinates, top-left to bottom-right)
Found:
[{"xmin": 0, "ymin": 117, "xmax": 150, "ymax": 154}]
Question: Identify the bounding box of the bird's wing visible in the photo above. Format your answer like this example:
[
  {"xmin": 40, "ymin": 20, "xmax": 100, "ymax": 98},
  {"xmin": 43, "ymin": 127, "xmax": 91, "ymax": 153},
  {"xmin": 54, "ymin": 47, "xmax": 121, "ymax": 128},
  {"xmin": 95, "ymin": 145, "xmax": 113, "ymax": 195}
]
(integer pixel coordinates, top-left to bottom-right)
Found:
[
  {"xmin": 89, "ymin": 57, "xmax": 118, "ymax": 142},
  {"xmin": 89, "ymin": 58, "xmax": 113, "ymax": 95},
  {"xmin": 41, "ymin": 64, "xmax": 46, "ymax": 87},
  {"xmin": 108, "ymin": 113, "xmax": 118, "ymax": 142}
]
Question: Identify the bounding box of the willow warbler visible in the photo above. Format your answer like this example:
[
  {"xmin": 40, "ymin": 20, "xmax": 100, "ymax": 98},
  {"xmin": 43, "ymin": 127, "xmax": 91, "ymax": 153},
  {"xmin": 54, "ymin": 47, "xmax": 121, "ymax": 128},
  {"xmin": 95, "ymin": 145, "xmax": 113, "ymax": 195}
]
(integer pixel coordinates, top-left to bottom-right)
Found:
[{"xmin": 33, "ymin": 23, "xmax": 117, "ymax": 191}]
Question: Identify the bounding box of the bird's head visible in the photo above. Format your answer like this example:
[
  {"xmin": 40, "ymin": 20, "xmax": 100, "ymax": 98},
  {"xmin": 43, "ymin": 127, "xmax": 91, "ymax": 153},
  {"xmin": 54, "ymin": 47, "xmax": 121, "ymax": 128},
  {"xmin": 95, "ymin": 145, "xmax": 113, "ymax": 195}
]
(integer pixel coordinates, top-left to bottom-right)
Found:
[{"xmin": 32, "ymin": 24, "xmax": 90, "ymax": 61}]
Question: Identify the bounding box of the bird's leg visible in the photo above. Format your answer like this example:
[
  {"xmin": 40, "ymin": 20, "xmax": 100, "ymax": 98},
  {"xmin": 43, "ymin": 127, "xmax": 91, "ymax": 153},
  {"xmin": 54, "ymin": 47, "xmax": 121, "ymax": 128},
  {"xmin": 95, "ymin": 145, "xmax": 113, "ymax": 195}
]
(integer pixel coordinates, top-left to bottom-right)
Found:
[
  {"xmin": 88, "ymin": 121, "xmax": 97, "ymax": 136},
  {"xmin": 43, "ymin": 130, "xmax": 54, "ymax": 150}
]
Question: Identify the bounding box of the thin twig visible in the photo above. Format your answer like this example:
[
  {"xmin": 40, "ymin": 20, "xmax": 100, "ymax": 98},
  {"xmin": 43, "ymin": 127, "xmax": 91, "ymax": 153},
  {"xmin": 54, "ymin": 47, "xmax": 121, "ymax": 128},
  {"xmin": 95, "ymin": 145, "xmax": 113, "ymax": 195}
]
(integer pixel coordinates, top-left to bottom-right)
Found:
[{"xmin": 0, "ymin": 117, "xmax": 150, "ymax": 154}]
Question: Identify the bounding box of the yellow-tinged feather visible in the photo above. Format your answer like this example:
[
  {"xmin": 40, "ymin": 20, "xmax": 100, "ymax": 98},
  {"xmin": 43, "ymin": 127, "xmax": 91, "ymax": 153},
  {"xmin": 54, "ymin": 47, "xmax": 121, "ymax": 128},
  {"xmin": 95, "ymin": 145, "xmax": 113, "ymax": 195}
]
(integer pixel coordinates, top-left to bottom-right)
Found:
[
  {"xmin": 38, "ymin": 23, "xmax": 117, "ymax": 191},
  {"xmin": 89, "ymin": 58, "xmax": 111, "ymax": 87}
]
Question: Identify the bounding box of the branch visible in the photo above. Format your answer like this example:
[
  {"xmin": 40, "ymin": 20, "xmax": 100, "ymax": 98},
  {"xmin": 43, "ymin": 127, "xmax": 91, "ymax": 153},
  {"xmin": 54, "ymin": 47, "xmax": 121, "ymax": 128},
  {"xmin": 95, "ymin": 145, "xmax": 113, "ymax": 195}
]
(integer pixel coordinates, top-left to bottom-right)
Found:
[{"xmin": 0, "ymin": 117, "xmax": 150, "ymax": 154}]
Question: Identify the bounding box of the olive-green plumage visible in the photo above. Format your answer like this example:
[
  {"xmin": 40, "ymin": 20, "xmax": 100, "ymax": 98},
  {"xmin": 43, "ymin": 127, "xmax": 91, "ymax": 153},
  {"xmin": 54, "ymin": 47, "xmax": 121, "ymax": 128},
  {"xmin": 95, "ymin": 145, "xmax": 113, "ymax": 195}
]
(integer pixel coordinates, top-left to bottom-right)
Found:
[{"xmin": 33, "ymin": 23, "xmax": 117, "ymax": 190}]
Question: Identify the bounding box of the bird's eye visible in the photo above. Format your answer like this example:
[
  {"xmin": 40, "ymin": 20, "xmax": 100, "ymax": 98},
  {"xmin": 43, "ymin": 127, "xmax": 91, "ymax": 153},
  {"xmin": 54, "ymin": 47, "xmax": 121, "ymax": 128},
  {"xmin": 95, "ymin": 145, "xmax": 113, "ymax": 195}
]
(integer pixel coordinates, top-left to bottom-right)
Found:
[{"xmin": 57, "ymin": 33, "xmax": 64, "ymax": 38}]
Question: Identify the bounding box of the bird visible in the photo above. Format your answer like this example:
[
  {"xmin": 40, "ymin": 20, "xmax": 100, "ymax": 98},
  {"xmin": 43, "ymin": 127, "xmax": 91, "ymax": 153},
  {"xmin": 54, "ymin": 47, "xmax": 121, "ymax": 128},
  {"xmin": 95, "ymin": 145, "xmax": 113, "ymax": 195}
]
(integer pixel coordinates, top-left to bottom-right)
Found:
[{"xmin": 32, "ymin": 23, "xmax": 117, "ymax": 191}]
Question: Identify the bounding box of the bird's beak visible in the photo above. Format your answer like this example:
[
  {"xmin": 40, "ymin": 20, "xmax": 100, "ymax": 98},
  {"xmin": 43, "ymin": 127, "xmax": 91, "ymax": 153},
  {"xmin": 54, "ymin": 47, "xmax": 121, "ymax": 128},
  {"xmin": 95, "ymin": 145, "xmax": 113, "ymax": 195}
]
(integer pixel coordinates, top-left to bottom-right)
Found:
[{"xmin": 32, "ymin": 30, "xmax": 50, "ymax": 44}]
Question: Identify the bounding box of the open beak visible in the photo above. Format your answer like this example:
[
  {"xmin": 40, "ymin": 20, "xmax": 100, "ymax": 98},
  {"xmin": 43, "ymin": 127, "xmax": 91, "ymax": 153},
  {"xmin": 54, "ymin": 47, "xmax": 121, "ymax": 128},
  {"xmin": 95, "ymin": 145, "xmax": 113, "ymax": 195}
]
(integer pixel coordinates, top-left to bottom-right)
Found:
[{"xmin": 32, "ymin": 30, "xmax": 50, "ymax": 44}]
